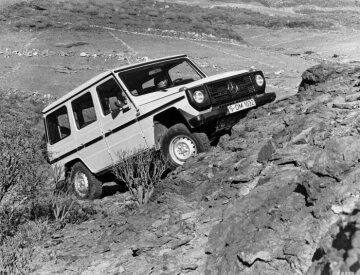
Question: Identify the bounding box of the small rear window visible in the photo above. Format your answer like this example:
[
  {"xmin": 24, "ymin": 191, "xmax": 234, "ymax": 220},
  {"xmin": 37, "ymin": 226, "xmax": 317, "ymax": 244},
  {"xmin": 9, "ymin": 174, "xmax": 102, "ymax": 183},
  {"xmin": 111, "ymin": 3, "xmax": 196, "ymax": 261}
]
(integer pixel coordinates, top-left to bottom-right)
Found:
[
  {"xmin": 71, "ymin": 92, "xmax": 97, "ymax": 129},
  {"xmin": 45, "ymin": 106, "xmax": 71, "ymax": 145}
]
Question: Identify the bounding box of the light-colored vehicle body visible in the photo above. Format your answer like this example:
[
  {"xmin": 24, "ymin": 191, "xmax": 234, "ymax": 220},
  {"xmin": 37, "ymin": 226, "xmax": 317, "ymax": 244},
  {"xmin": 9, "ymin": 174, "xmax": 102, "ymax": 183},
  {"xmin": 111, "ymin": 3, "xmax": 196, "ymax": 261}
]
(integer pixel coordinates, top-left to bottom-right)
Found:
[{"xmin": 43, "ymin": 54, "xmax": 275, "ymax": 198}]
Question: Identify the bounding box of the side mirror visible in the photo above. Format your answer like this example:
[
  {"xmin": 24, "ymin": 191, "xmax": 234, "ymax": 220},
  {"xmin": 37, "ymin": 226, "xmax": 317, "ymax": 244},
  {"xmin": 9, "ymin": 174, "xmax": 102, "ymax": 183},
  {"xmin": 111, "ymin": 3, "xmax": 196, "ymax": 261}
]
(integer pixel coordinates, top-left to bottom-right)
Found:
[
  {"xmin": 114, "ymin": 101, "xmax": 131, "ymax": 112},
  {"xmin": 111, "ymin": 103, "xmax": 131, "ymax": 118},
  {"xmin": 114, "ymin": 100, "xmax": 123, "ymax": 108},
  {"xmin": 121, "ymin": 104, "xmax": 131, "ymax": 112}
]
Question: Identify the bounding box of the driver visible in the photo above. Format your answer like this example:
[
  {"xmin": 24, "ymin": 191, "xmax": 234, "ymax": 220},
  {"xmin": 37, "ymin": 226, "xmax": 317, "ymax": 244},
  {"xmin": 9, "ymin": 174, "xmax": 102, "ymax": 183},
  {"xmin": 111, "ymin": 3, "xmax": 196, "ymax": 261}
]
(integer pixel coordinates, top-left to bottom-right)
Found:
[{"xmin": 154, "ymin": 73, "xmax": 169, "ymax": 90}]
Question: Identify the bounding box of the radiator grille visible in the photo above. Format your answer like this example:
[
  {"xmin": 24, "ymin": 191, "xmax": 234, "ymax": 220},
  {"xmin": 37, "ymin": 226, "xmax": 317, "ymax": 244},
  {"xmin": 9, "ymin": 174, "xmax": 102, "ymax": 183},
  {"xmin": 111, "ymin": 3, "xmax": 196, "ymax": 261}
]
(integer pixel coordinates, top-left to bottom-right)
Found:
[{"xmin": 206, "ymin": 75, "xmax": 255, "ymax": 106}]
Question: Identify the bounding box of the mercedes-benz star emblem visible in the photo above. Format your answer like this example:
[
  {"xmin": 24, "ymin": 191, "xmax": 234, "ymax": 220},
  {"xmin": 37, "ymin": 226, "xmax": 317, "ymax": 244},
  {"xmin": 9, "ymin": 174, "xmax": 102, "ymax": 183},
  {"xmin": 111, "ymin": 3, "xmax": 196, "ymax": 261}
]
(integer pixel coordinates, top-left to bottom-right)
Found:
[{"xmin": 227, "ymin": 81, "xmax": 239, "ymax": 94}]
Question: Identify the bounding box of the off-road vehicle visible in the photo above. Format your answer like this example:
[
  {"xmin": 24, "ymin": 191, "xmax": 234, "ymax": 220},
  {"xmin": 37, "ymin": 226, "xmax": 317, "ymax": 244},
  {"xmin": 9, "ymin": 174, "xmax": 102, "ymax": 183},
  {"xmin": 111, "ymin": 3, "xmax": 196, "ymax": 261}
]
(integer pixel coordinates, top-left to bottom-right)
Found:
[{"xmin": 43, "ymin": 54, "xmax": 276, "ymax": 199}]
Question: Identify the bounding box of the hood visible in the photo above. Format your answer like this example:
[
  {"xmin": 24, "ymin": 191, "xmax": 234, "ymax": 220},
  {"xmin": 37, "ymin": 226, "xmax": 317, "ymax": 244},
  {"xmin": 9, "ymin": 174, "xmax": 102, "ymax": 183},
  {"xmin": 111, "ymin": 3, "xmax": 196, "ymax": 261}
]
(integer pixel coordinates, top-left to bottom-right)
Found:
[{"xmin": 186, "ymin": 70, "xmax": 249, "ymax": 88}]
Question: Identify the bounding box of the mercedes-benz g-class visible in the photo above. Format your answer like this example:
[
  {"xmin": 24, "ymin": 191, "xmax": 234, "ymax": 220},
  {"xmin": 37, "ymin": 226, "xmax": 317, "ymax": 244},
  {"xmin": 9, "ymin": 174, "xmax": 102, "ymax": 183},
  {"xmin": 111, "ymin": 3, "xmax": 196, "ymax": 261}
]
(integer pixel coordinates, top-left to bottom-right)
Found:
[{"xmin": 43, "ymin": 54, "xmax": 275, "ymax": 199}]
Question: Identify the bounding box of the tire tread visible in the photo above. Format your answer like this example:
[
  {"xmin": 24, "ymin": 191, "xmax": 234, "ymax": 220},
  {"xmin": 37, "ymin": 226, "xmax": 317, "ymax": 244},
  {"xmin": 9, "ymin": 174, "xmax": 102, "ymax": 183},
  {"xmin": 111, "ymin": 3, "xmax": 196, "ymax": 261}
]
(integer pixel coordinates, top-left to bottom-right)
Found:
[
  {"xmin": 160, "ymin": 123, "xmax": 210, "ymax": 168},
  {"xmin": 70, "ymin": 162, "xmax": 102, "ymax": 199}
]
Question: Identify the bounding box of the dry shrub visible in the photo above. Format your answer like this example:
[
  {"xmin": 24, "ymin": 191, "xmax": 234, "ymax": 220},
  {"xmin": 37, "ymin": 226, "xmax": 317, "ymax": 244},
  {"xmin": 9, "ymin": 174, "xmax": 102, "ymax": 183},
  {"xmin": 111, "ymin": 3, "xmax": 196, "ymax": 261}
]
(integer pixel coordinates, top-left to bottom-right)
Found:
[
  {"xmin": 0, "ymin": 163, "xmax": 96, "ymax": 272},
  {"xmin": 31, "ymin": 192, "xmax": 96, "ymax": 227},
  {"xmin": 63, "ymin": 2, "xmax": 84, "ymax": 13},
  {"xmin": 0, "ymin": 121, "xmax": 45, "ymax": 204},
  {"xmin": 0, "ymin": 92, "xmax": 96, "ymax": 271},
  {"xmin": 113, "ymin": 149, "xmax": 167, "ymax": 206},
  {"xmin": 125, "ymin": 8, "xmax": 138, "ymax": 16},
  {"xmin": 85, "ymin": 6, "xmax": 99, "ymax": 16},
  {"xmin": 33, "ymin": 15, "xmax": 53, "ymax": 29},
  {"xmin": 0, "ymin": 220, "xmax": 49, "ymax": 275},
  {"xmin": 45, "ymin": 165, "xmax": 97, "ymax": 226},
  {"xmin": 118, "ymin": 13, "xmax": 131, "ymax": 20},
  {"xmin": 0, "ymin": 117, "xmax": 48, "ymax": 245},
  {"xmin": 13, "ymin": 18, "xmax": 33, "ymax": 29}
]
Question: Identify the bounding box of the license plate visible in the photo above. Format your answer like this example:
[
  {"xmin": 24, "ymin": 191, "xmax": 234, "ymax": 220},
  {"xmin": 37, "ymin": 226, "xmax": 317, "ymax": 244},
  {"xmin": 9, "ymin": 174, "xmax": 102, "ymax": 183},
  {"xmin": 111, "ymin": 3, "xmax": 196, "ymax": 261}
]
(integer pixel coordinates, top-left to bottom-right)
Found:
[{"xmin": 227, "ymin": 99, "xmax": 256, "ymax": 114}]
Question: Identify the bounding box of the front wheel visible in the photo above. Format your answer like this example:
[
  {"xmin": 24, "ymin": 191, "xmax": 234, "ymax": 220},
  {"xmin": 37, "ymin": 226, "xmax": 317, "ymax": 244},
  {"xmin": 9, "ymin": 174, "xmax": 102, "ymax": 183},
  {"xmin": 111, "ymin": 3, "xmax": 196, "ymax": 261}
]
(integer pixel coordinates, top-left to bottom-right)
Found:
[
  {"xmin": 70, "ymin": 162, "xmax": 102, "ymax": 199},
  {"xmin": 161, "ymin": 123, "xmax": 209, "ymax": 168}
]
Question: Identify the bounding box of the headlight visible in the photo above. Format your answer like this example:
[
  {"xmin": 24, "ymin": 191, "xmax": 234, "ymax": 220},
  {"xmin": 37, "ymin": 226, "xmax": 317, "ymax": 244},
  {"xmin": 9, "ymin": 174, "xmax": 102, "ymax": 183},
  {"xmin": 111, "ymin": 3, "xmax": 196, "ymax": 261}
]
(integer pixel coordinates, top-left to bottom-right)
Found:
[
  {"xmin": 193, "ymin": 90, "xmax": 205, "ymax": 103},
  {"xmin": 185, "ymin": 85, "xmax": 211, "ymax": 111},
  {"xmin": 255, "ymin": 74, "xmax": 264, "ymax": 86}
]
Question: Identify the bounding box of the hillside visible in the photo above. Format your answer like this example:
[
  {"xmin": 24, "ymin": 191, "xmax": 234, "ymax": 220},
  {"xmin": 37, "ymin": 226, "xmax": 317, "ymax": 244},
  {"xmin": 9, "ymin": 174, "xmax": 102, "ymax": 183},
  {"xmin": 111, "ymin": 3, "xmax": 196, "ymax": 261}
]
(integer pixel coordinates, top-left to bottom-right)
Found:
[
  {"xmin": 26, "ymin": 62, "xmax": 360, "ymax": 275},
  {"xmin": 210, "ymin": 0, "xmax": 358, "ymax": 7},
  {"xmin": 1, "ymin": 0, "xmax": 360, "ymax": 274}
]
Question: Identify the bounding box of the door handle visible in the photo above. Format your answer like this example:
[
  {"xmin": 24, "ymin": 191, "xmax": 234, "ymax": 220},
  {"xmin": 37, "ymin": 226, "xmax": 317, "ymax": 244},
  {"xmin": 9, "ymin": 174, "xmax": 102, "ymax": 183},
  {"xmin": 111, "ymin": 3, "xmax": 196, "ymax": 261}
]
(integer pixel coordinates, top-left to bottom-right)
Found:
[{"xmin": 78, "ymin": 143, "xmax": 85, "ymax": 151}]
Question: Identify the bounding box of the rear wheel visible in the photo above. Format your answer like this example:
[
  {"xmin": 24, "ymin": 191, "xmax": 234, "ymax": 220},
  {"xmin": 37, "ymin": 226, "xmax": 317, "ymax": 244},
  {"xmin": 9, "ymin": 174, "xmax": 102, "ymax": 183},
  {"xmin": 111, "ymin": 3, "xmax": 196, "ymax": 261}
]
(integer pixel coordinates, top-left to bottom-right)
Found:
[
  {"xmin": 70, "ymin": 162, "xmax": 102, "ymax": 199},
  {"xmin": 161, "ymin": 123, "xmax": 209, "ymax": 168}
]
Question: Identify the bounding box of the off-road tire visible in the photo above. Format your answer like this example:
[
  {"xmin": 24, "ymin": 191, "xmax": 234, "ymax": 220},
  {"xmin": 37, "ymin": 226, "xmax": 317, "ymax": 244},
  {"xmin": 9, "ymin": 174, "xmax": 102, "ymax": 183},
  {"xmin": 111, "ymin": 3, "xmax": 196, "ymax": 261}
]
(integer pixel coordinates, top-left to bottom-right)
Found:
[
  {"xmin": 70, "ymin": 162, "xmax": 102, "ymax": 200},
  {"xmin": 161, "ymin": 123, "xmax": 210, "ymax": 168}
]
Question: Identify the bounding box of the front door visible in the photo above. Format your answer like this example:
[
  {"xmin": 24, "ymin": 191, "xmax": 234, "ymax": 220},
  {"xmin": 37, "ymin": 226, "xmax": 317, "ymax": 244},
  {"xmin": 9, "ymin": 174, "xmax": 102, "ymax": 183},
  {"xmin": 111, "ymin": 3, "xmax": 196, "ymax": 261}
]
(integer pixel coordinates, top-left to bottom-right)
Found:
[{"xmin": 95, "ymin": 76, "xmax": 148, "ymax": 163}]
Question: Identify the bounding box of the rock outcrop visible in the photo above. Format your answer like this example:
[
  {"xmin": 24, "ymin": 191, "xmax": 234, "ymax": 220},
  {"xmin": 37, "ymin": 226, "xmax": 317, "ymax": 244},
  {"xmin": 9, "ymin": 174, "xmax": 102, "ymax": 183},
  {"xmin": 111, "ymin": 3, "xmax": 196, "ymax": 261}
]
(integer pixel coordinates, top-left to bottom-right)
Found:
[{"xmin": 202, "ymin": 62, "xmax": 360, "ymax": 274}]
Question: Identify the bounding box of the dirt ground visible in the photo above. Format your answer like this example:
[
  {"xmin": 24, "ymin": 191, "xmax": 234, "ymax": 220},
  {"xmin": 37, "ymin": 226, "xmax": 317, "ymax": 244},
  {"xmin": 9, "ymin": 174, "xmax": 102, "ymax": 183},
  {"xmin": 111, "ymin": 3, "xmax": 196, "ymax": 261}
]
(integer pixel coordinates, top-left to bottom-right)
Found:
[{"xmin": 2, "ymin": 0, "xmax": 360, "ymax": 274}]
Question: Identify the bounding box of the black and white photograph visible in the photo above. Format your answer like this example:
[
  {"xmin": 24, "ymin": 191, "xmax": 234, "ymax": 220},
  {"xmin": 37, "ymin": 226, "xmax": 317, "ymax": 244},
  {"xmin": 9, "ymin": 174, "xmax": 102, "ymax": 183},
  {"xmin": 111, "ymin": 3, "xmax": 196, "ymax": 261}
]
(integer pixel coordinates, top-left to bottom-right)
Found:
[{"xmin": 1, "ymin": 0, "xmax": 360, "ymax": 274}]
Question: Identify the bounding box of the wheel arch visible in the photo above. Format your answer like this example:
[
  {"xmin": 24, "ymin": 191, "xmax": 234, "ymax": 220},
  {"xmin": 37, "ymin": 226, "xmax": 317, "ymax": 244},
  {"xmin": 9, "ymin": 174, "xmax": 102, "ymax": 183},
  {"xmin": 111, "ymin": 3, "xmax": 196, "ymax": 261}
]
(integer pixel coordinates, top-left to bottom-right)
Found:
[
  {"xmin": 64, "ymin": 158, "xmax": 88, "ymax": 178},
  {"xmin": 153, "ymin": 107, "xmax": 191, "ymax": 150},
  {"xmin": 160, "ymin": 123, "xmax": 210, "ymax": 168},
  {"xmin": 69, "ymin": 161, "xmax": 103, "ymax": 200}
]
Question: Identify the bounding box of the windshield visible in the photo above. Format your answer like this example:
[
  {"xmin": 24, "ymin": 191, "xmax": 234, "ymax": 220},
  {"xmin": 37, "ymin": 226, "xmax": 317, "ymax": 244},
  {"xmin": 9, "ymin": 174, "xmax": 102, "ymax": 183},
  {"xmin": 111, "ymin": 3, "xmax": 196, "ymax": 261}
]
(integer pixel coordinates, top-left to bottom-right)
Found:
[{"xmin": 118, "ymin": 58, "xmax": 203, "ymax": 96}]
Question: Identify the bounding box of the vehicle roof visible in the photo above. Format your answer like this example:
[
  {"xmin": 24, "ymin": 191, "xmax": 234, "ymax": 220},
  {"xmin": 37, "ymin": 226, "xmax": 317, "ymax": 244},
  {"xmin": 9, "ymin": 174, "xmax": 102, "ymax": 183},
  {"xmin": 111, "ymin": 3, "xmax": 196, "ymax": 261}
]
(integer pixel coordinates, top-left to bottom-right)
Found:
[{"xmin": 42, "ymin": 54, "xmax": 187, "ymax": 114}]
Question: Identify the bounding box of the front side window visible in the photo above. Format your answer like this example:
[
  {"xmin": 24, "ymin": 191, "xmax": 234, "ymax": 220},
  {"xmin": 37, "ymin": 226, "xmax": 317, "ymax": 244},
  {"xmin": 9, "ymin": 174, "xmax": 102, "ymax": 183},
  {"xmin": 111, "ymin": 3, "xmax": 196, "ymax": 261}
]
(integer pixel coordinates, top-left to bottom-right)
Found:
[
  {"xmin": 96, "ymin": 78, "xmax": 127, "ymax": 116},
  {"xmin": 118, "ymin": 58, "xmax": 203, "ymax": 96},
  {"xmin": 46, "ymin": 106, "xmax": 71, "ymax": 145},
  {"xmin": 71, "ymin": 92, "xmax": 97, "ymax": 129},
  {"xmin": 168, "ymin": 60, "xmax": 201, "ymax": 84}
]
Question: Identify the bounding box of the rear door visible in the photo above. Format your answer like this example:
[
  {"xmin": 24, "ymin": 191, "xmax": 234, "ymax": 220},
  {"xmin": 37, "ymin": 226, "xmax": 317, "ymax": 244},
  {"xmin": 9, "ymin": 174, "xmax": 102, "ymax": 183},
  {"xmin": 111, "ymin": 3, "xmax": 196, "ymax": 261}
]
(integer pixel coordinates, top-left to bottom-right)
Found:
[
  {"xmin": 70, "ymin": 90, "xmax": 113, "ymax": 172},
  {"xmin": 95, "ymin": 76, "xmax": 148, "ymax": 162},
  {"xmin": 45, "ymin": 105, "xmax": 76, "ymax": 168}
]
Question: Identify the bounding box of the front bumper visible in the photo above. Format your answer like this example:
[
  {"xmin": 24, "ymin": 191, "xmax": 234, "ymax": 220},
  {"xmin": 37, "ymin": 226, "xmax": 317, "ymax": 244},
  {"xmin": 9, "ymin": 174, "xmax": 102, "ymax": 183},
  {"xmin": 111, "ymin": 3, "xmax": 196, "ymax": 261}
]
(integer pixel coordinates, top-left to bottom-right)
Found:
[{"xmin": 188, "ymin": 92, "xmax": 276, "ymax": 128}]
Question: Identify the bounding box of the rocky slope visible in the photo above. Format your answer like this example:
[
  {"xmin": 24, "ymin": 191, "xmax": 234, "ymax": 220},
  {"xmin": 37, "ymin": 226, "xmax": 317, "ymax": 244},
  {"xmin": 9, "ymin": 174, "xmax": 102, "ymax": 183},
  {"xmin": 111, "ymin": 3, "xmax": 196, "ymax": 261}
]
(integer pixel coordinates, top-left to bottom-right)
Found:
[
  {"xmin": 203, "ymin": 62, "xmax": 360, "ymax": 274},
  {"xmin": 31, "ymin": 62, "xmax": 360, "ymax": 275}
]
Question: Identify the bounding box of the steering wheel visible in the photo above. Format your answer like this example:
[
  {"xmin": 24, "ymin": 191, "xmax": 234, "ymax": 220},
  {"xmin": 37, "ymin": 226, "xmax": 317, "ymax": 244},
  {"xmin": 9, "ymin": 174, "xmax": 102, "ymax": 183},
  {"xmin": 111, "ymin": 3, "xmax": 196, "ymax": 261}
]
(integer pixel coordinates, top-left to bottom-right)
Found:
[{"xmin": 172, "ymin": 78, "xmax": 183, "ymax": 85}]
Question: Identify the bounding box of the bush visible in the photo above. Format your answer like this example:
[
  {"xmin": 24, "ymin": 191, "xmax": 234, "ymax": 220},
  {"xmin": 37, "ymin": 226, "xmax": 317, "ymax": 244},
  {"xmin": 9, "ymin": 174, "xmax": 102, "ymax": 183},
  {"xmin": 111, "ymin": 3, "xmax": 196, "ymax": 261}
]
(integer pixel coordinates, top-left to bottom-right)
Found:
[
  {"xmin": 0, "ymin": 219, "xmax": 50, "ymax": 274},
  {"xmin": 13, "ymin": 18, "xmax": 33, "ymax": 29},
  {"xmin": 0, "ymin": 115, "xmax": 46, "ymax": 272},
  {"xmin": 85, "ymin": 6, "xmax": 99, "ymax": 16},
  {"xmin": 0, "ymin": 122, "xmax": 45, "ymax": 204},
  {"xmin": 112, "ymin": 149, "xmax": 167, "ymax": 206},
  {"xmin": 0, "ymin": 91, "xmax": 97, "ymax": 271}
]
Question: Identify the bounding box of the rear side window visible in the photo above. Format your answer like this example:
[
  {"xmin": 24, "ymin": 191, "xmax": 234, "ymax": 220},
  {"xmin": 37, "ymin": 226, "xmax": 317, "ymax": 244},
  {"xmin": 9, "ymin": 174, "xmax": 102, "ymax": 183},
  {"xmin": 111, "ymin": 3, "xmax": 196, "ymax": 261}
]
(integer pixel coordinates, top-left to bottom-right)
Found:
[
  {"xmin": 96, "ymin": 78, "xmax": 127, "ymax": 116},
  {"xmin": 71, "ymin": 92, "xmax": 97, "ymax": 129},
  {"xmin": 46, "ymin": 106, "xmax": 71, "ymax": 145}
]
